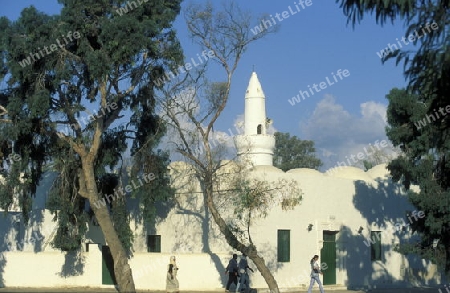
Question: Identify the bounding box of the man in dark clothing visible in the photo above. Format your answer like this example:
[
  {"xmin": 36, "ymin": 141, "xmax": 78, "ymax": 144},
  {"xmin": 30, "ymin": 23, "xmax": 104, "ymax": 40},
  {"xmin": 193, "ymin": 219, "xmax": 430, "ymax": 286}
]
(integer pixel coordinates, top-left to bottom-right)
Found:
[
  {"xmin": 225, "ymin": 253, "xmax": 238, "ymax": 292},
  {"xmin": 237, "ymin": 253, "xmax": 254, "ymax": 292}
]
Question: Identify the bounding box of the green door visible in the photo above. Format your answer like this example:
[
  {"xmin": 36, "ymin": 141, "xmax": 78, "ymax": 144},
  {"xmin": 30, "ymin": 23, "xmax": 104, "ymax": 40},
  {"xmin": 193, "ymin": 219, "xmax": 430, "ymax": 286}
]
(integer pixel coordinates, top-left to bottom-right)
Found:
[
  {"xmin": 102, "ymin": 245, "xmax": 117, "ymax": 285},
  {"xmin": 321, "ymin": 231, "xmax": 337, "ymax": 285}
]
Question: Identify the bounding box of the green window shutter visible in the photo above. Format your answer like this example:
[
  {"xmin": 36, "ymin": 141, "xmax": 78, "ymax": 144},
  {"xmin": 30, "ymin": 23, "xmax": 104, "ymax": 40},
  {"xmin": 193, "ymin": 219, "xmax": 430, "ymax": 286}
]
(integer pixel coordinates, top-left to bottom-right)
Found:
[
  {"xmin": 277, "ymin": 229, "xmax": 290, "ymax": 262},
  {"xmin": 370, "ymin": 231, "xmax": 382, "ymax": 261},
  {"xmin": 147, "ymin": 235, "xmax": 161, "ymax": 252}
]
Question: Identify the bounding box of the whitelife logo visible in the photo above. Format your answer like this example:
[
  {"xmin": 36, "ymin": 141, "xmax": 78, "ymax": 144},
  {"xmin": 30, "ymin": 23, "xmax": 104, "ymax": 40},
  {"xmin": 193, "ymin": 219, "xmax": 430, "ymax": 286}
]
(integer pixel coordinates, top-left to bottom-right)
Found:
[
  {"xmin": 92, "ymin": 173, "xmax": 156, "ymax": 209},
  {"xmin": 325, "ymin": 139, "xmax": 391, "ymax": 175},
  {"xmin": 115, "ymin": 0, "xmax": 149, "ymax": 16},
  {"xmin": 18, "ymin": 31, "xmax": 81, "ymax": 68},
  {"xmin": 414, "ymin": 104, "xmax": 450, "ymax": 130},
  {"xmin": 362, "ymin": 210, "xmax": 425, "ymax": 247},
  {"xmin": 0, "ymin": 153, "xmax": 21, "ymax": 172},
  {"xmin": 250, "ymin": 0, "xmax": 313, "ymax": 35},
  {"xmin": 153, "ymin": 50, "xmax": 215, "ymax": 87},
  {"xmin": 288, "ymin": 69, "xmax": 350, "ymax": 106},
  {"xmin": 60, "ymin": 102, "xmax": 118, "ymax": 135},
  {"xmin": 375, "ymin": 21, "xmax": 439, "ymax": 59}
]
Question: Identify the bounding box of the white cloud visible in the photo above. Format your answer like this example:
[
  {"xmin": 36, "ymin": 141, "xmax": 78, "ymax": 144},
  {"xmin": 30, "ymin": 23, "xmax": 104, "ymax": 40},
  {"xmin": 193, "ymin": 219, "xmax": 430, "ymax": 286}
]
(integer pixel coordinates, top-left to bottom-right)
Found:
[{"xmin": 300, "ymin": 95, "xmax": 397, "ymax": 171}]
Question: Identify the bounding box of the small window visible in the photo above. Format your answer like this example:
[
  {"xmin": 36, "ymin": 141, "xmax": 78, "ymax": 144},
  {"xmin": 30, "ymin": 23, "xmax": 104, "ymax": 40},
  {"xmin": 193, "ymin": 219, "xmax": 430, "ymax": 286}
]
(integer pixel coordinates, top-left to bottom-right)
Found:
[
  {"xmin": 147, "ymin": 235, "xmax": 161, "ymax": 252},
  {"xmin": 370, "ymin": 231, "xmax": 382, "ymax": 261},
  {"xmin": 257, "ymin": 124, "xmax": 262, "ymax": 134},
  {"xmin": 277, "ymin": 230, "xmax": 290, "ymax": 262}
]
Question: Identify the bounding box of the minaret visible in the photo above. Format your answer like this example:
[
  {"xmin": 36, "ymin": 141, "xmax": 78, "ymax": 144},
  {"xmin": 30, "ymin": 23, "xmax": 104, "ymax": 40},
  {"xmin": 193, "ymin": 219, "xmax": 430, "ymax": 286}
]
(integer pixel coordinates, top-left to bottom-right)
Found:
[{"xmin": 234, "ymin": 71, "xmax": 275, "ymax": 166}]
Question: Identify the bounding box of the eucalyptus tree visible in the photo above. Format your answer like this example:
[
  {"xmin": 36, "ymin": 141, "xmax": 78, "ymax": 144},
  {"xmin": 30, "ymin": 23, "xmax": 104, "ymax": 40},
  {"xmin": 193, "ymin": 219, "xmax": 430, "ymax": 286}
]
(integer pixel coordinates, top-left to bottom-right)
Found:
[{"xmin": 0, "ymin": 0, "xmax": 182, "ymax": 291}]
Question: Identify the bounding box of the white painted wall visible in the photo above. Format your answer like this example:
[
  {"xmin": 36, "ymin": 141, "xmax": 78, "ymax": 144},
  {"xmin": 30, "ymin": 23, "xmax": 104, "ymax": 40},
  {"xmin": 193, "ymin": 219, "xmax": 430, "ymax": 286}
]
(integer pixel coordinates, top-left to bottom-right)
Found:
[
  {"xmin": 131, "ymin": 253, "xmax": 232, "ymax": 291},
  {"xmin": 1, "ymin": 248, "xmax": 102, "ymax": 288}
]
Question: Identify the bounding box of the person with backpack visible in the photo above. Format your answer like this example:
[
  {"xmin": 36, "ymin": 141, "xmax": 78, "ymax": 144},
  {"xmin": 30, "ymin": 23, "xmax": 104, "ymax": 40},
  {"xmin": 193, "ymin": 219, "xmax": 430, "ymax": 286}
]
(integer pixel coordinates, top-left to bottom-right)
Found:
[{"xmin": 307, "ymin": 255, "xmax": 325, "ymax": 293}]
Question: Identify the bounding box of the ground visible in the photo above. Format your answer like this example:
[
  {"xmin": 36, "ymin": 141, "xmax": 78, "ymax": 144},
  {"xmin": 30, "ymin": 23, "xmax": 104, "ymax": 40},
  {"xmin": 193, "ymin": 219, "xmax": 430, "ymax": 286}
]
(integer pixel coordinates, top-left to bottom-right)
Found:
[{"xmin": 0, "ymin": 287, "xmax": 443, "ymax": 293}]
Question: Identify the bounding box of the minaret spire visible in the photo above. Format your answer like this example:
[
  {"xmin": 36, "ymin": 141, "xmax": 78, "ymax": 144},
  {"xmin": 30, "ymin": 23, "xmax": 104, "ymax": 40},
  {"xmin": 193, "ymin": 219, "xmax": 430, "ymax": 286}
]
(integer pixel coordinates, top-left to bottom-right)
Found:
[
  {"xmin": 234, "ymin": 71, "xmax": 275, "ymax": 167},
  {"xmin": 244, "ymin": 71, "xmax": 266, "ymax": 135}
]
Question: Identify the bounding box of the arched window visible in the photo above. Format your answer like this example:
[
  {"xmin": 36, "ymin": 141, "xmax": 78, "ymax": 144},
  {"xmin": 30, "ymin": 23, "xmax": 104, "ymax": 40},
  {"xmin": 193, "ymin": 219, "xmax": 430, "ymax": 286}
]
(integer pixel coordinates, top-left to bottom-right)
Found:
[{"xmin": 257, "ymin": 124, "xmax": 262, "ymax": 134}]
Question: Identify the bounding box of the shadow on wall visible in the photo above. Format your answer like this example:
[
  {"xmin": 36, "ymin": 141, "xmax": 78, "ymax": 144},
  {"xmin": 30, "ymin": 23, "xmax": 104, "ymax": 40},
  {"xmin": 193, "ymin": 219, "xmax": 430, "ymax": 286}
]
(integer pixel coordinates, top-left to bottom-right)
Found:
[
  {"xmin": 39, "ymin": 172, "xmax": 87, "ymax": 278},
  {"xmin": 58, "ymin": 251, "xmax": 86, "ymax": 277},
  {"xmin": 340, "ymin": 178, "xmax": 441, "ymax": 289},
  {"xmin": 126, "ymin": 167, "xmax": 176, "ymax": 251},
  {"xmin": 338, "ymin": 225, "xmax": 404, "ymax": 290},
  {"xmin": 0, "ymin": 215, "xmax": 11, "ymax": 288},
  {"xmin": 166, "ymin": 165, "xmax": 228, "ymax": 287},
  {"xmin": 0, "ymin": 251, "xmax": 4, "ymax": 287},
  {"xmin": 0, "ymin": 207, "xmax": 45, "ymax": 287}
]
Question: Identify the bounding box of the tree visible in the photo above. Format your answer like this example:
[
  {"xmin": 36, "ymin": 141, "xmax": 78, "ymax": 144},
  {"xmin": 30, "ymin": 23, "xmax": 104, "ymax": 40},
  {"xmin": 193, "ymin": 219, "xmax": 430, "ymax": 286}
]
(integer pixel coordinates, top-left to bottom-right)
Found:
[
  {"xmin": 273, "ymin": 132, "xmax": 322, "ymax": 172},
  {"xmin": 0, "ymin": 1, "xmax": 182, "ymax": 291},
  {"xmin": 385, "ymin": 88, "xmax": 450, "ymax": 275},
  {"xmin": 360, "ymin": 146, "xmax": 401, "ymax": 170},
  {"xmin": 336, "ymin": 0, "xmax": 450, "ymax": 275},
  {"xmin": 158, "ymin": 2, "xmax": 301, "ymax": 292}
]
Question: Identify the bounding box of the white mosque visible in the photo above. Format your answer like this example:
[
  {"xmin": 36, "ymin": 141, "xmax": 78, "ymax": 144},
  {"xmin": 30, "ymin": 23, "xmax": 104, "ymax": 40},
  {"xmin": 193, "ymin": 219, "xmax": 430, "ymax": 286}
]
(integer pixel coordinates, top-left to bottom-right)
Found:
[{"xmin": 0, "ymin": 72, "xmax": 444, "ymax": 291}]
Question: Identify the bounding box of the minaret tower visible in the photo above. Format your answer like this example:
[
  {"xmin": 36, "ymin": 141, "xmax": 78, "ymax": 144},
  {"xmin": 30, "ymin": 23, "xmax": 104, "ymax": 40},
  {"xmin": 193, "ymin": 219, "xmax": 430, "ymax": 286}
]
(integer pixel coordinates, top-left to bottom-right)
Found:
[{"xmin": 235, "ymin": 71, "xmax": 275, "ymax": 166}]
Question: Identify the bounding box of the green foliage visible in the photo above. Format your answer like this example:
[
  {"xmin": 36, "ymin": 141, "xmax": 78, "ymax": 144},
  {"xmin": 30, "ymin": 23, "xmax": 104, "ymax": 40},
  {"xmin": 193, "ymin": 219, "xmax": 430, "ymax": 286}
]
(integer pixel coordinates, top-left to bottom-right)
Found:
[
  {"xmin": 386, "ymin": 82, "xmax": 450, "ymax": 274},
  {"xmin": 46, "ymin": 148, "xmax": 88, "ymax": 251},
  {"xmin": 206, "ymin": 82, "xmax": 228, "ymax": 111},
  {"xmin": 222, "ymin": 172, "xmax": 302, "ymax": 244},
  {"xmin": 273, "ymin": 132, "xmax": 322, "ymax": 172},
  {"xmin": 128, "ymin": 96, "xmax": 175, "ymax": 224},
  {"xmin": 233, "ymin": 179, "xmax": 274, "ymax": 220},
  {"xmin": 51, "ymin": 213, "xmax": 89, "ymax": 251},
  {"xmin": 363, "ymin": 160, "xmax": 374, "ymax": 171},
  {"xmin": 385, "ymin": 91, "xmax": 450, "ymax": 270},
  {"xmin": 111, "ymin": 197, "xmax": 134, "ymax": 254},
  {"xmin": 95, "ymin": 127, "xmax": 128, "ymax": 176},
  {"xmin": 130, "ymin": 147, "xmax": 175, "ymax": 225},
  {"xmin": 335, "ymin": 0, "xmax": 415, "ymax": 26}
]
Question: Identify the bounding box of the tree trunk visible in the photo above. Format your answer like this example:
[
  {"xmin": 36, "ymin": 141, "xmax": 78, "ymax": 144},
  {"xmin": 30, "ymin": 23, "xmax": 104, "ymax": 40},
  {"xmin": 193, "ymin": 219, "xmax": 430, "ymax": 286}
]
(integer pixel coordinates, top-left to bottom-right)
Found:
[
  {"xmin": 248, "ymin": 247, "xmax": 280, "ymax": 293},
  {"xmin": 82, "ymin": 161, "xmax": 136, "ymax": 293},
  {"xmin": 204, "ymin": 183, "xmax": 280, "ymax": 292}
]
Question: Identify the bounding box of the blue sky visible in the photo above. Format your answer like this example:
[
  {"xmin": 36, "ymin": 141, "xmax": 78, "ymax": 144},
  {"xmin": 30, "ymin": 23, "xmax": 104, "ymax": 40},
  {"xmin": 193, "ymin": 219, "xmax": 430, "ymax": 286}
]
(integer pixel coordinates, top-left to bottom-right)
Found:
[{"xmin": 1, "ymin": 1, "xmax": 412, "ymax": 170}]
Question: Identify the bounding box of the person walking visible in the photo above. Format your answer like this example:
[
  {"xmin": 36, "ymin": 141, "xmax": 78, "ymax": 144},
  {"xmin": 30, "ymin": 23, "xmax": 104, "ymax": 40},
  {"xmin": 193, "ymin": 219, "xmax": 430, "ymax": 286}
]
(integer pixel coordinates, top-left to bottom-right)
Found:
[
  {"xmin": 225, "ymin": 253, "xmax": 238, "ymax": 292},
  {"xmin": 237, "ymin": 253, "xmax": 254, "ymax": 293},
  {"xmin": 307, "ymin": 255, "xmax": 325, "ymax": 293},
  {"xmin": 166, "ymin": 256, "xmax": 179, "ymax": 293}
]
